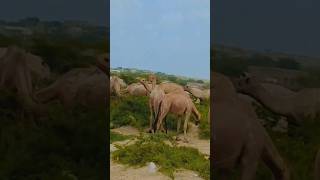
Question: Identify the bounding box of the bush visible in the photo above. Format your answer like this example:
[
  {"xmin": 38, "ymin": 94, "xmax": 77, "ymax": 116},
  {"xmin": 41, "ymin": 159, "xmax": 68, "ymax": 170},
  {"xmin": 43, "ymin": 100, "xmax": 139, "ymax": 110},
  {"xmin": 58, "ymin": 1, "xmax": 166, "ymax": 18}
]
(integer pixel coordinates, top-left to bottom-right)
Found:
[
  {"xmin": 113, "ymin": 134, "xmax": 210, "ymax": 179},
  {"xmin": 0, "ymin": 104, "xmax": 107, "ymax": 179}
]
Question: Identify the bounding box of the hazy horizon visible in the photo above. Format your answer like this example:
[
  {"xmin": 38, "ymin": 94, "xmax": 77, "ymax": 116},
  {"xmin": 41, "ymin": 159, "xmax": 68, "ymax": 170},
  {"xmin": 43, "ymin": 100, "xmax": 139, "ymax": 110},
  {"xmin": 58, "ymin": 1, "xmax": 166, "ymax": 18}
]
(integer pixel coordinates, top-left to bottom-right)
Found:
[
  {"xmin": 0, "ymin": 0, "xmax": 108, "ymax": 26},
  {"xmin": 111, "ymin": 0, "xmax": 210, "ymax": 80},
  {"xmin": 213, "ymin": 0, "xmax": 320, "ymax": 58},
  {"xmin": 111, "ymin": 66, "xmax": 209, "ymax": 80}
]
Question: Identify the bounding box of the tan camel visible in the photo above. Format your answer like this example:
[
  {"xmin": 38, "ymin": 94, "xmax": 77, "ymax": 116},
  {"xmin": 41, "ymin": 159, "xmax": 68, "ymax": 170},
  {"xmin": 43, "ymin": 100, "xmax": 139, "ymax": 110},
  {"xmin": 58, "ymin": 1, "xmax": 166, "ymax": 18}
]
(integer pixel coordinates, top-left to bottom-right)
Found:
[
  {"xmin": 315, "ymin": 149, "xmax": 320, "ymax": 180},
  {"xmin": 110, "ymin": 76, "xmax": 126, "ymax": 96},
  {"xmin": 155, "ymin": 91, "xmax": 201, "ymax": 142},
  {"xmin": 122, "ymin": 82, "xmax": 151, "ymax": 96},
  {"xmin": 235, "ymin": 73, "xmax": 320, "ymax": 123},
  {"xmin": 139, "ymin": 75, "xmax": 166, "ymax": 133},
  {"xmin": 184, "ymin": 85, "xmax": 210, "ymax": 103},
  {"xmin": 158, "ymin": 82, "xmax": 184, "ymax": 93},
  {"xmin": 35, "ymin": 65, "xmax": 108, "ymax": 109},
  {"xmin": 0, "ymin": 46, "xmax": 50, "ymax": 120},
  {"xmin": 212, "ymin": 72, "xmax": 289, "ymax": 180}
]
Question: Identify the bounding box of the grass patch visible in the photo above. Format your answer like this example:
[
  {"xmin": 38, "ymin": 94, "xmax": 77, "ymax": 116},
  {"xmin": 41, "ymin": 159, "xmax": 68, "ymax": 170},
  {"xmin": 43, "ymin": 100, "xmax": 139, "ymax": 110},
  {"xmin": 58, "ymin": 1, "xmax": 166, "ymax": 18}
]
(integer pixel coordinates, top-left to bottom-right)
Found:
[
  {"xmin": 112, "ymin": 134, "xmax": 210, "ymax": 180},
  {"xmin": 110, "ymin": 132, "xmax": 132, "ymax": 144}
]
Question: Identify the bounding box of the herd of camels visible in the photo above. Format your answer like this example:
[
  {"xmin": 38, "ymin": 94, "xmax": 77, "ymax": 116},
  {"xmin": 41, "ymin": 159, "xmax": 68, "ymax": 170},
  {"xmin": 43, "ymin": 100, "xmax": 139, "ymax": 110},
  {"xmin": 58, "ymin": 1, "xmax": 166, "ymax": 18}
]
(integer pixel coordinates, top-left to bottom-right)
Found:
[
  {"xmin": 110, "ymin": 73, "xmax": 207, "ymax": 142},
  {"xmin": 1, "ymin": 45, "xmax": 320, "ymax": 179}
]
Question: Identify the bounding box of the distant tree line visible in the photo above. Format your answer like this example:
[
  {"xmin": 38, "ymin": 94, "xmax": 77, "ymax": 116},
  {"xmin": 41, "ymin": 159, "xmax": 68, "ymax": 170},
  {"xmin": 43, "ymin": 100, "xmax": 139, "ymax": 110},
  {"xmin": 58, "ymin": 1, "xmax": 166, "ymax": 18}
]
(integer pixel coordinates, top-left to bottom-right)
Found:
[{"xmin": 212, "ymin": 51, "xmax": 301, "ymax": 77}]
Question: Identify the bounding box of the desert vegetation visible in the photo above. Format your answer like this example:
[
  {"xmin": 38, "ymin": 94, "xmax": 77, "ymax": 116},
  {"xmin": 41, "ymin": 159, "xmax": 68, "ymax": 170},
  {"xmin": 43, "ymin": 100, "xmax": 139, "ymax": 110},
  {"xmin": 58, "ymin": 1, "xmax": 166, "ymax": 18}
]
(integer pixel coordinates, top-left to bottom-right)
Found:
[
  {"xmin": 213, "ymin": 46, "xmax": 320, "ymax": 179},
  {"xmin": 0, "ymin": 20, "xmax": 108, "ymax": 179},
  {"xmin": 110, "ymin": 70, "xmax": 210, "ymax": 179}
]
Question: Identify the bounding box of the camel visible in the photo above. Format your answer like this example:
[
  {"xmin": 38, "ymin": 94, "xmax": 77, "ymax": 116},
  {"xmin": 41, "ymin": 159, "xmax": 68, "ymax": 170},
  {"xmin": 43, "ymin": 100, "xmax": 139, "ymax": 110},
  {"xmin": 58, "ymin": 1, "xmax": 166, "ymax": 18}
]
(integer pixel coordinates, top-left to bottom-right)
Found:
[
  {"xmin": 212, "ymin": 72, "xmax": 289, "ymax": 180},
  {"xmin": 184, "ymin": 85, "xmax": 210, "ymax": 103},
  {"xmin": 35, "ymin": 65, "xmax": 108, "ymax": 109},
  {"xmin": 139, "ymin": 74, "xmax": 166, "ymax": 133},
  {"xmin": 155, "ymin": 91, "xmax": 201, "ymax": 142},
  {"xmin": 96, "ymin": 53, "xmax": 109, "ymax": 76},
  {"xmin": 110, "ymin": 76, "xmax": 127, "ymax": 96},
  {"xmin": 234, "ymin": 73, "xmax": 320, "ymax": 123},
  {"xmin": 315, "ymin": 149, "xmax": 320, "ymax": 180},
  {"xmin": 158, "ymin": 82, "xmax": 184, "ymax": 93},
  {"xmin": 0, "ymin": 46, "xmax": 50, "ymax": 120},
  {"xmin": 121, "ymin": 82, "xmax": 151, "ymax": 96}
]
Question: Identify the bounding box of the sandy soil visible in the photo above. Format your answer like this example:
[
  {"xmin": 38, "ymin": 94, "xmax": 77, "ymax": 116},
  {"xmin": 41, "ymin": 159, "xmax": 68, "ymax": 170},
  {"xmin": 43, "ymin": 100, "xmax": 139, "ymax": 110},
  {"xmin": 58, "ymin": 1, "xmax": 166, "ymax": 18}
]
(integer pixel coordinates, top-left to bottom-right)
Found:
[
  {"xmin": 110, "ymin": 124, "xmax": 209, "ymax": 180},
  {"xmin": 110, "ymin": 160, "xmax": 203, "ymax": 180}
]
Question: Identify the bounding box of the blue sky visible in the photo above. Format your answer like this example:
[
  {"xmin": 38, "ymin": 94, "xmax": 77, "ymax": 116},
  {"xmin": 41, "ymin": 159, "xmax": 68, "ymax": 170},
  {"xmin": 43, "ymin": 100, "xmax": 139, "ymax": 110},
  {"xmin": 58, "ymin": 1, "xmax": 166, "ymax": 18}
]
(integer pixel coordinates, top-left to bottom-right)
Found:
[{"xmin": 110, "ymin": 0, "xmax": 210, "ymax": 79}]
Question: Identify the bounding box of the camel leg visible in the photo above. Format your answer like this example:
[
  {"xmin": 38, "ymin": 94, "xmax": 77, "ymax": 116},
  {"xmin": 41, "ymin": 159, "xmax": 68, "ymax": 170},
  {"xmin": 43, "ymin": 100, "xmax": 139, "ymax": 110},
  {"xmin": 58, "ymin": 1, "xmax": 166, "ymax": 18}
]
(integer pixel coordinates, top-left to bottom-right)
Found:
[
  {"xmin": 156, "ymin": 109, "xmax": 167, "ymax": 133},
  {"xmin": 183, "ymin": 112, "xmax": 191, "ymax": 143},
  {"xmin": 148, "ymin": 102, "xmax": 154, "ymax": 133},
  {"xmin": 240, "ymin": 146, "xmax": 260, "ymax": 180},
  {"xmin": 177, "ymin": 116, "xmax": 181, "ymax": 133},
  {"xmin": 262, "ymin": 133, "xmax": 290, "ymax": 180}
]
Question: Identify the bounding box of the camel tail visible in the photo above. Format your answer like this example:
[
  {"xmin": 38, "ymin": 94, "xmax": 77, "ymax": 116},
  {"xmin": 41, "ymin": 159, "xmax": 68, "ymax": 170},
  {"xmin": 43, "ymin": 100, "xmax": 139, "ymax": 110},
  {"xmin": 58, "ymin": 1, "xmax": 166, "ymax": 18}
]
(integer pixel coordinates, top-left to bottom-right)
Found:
[{"xmin": 262, "ymin": 133, "xmax": 290, "ymax": 180}]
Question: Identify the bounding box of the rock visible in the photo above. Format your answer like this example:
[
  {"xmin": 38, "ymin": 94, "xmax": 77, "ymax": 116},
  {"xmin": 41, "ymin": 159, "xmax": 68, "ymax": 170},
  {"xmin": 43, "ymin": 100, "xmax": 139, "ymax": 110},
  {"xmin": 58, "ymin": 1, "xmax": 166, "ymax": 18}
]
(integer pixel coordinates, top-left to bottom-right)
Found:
[
  {"xmin": 110, "ymin": 144, "xmax": 118, "ymax": 153},
  {"xmin": 147, "ymin": 162, "xmax": 157, "ymax": 173}
]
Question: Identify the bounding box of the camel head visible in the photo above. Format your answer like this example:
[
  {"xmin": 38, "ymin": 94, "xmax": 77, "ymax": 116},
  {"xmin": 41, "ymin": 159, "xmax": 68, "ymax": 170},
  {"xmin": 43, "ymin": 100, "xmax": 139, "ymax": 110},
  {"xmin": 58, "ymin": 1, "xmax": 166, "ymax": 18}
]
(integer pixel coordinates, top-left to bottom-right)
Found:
[
  {"xmin": 148, "ymin": 74, "xmax": 157, "ymax": 88},
  {"xmin": 184, "ymin": 85, "xmax": 191, "ymax": 92},
  {"xmin": 234, "ymin": 72, "xmax": 259, "ymax": 94},
  {"xmin": 138, "ymin": 78, "xmax": 152, "ymax": 93},
  {"xmin": 96, "ymin": 53, "xmax": 109, "ymax": 76}
]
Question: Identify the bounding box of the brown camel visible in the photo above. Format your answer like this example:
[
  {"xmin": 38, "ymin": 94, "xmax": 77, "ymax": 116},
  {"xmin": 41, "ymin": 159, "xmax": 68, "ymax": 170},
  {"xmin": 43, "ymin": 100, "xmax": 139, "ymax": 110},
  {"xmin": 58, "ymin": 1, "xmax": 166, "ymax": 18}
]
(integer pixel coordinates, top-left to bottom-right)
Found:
[
  {"xmin": 155, "ymin": 91, "xmax": 201, "ymax": 142},
  {"xmin": 235, "ymin": 73, "xmax": 320, "ymax": 123},
  {"xmin": 315, "ymin": 148, "xmax": 320, "ymax": 180},
  {"xmin": 158, "ymin": 82, "xmax": 184, "ymax": 93},
  {"xmin": 139, "ymin": 75, "xmax": 166, "ymax": 133},
  {"xmin": 0, "ymin": 46, "xmax": 50, "ymax": 120},
  {"xmin": 122, "ymin": 82, "xmax": 151, "ymax": 96},
  {"xmin": 110, "ymin": 76, "xmax": 126, "ymax": 96},
  {"xmin": 184, "ymin": 85, "xmax": 210, "ymax": 103},
  {"xmin": 212, "ymin": 72, "xmax": 289, "ymax": 180},
  {"xmin": 35, "ymin": 65, "xmax": 108, "ymax": 109}
]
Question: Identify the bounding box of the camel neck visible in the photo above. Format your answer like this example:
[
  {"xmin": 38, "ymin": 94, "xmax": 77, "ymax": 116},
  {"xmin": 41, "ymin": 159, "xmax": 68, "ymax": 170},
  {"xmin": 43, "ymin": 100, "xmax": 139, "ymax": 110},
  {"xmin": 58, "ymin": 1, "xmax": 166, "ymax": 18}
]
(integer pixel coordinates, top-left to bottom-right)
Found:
[
  {"xmin": 151, "ymin": 80, "xmax": 156, "ymax": 90},
  {"xmin": 141, "ymin": 82, "xmax": 152, "ymax": 94}
]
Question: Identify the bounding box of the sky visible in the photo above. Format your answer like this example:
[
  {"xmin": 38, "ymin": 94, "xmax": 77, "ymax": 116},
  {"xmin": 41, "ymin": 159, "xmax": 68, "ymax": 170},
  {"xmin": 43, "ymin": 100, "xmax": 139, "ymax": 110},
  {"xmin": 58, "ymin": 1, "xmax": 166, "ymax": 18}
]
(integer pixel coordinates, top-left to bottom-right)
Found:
[
  {"xmin": 213, "ymin": 0, "xmax": 320, "ymax": 57},
  {"xmin": 110, "ymin": 0, "xmax": 210, "ymax": 80},
  {"xmin": 0, "ymin": 0, "xmax": 108, "ymax": 26}
]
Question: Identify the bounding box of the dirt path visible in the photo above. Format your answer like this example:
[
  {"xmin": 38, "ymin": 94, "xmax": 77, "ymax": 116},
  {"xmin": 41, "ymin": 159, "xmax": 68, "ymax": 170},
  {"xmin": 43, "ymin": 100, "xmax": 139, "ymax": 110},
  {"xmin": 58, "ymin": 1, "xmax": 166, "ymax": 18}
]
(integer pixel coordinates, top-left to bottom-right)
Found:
[
  {"xmin": 110, "ymin": 160, "xmax": 203, "ymax": 180},
  {"xmin": 110, "ymin": 124, "xmax": 209, "ymax": 180},
  {"xmin": 175, "ymin": 123, "xmax": 210, "ymax": 156},
  {"xmin": 111, "ymin": 124, "xmax": 210, "ymax": 155}
]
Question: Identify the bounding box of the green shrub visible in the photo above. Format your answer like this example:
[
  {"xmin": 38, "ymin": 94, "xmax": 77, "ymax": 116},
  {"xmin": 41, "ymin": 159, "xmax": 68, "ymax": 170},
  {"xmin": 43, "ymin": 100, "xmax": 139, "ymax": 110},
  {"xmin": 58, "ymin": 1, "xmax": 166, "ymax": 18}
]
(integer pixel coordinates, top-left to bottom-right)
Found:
[
  {"xmin": 110, "ymin": 132, "xmax": 132, "ymax": 144},
  {"xmin": 113, "ymin": 134, "xmax": 210, "ymax": 179},
  {"xmin": 0, "ymin": 103, "xmax": 107, "ymax": 180}
]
